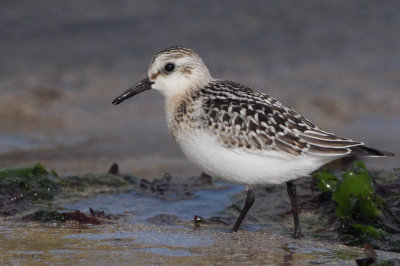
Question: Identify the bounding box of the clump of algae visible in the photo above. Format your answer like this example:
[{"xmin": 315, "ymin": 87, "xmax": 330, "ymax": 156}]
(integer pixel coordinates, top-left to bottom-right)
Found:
[
  {"xmin": 0, "ymin": 163, "xmax": 59, "ymax": 202},
  {"xmin": 0, "ymin": 163, "xmax": 139, "ymax": 216},
  {"xmin": 312, "ymin": 161, "xmax": 400, "ymax": 252}
]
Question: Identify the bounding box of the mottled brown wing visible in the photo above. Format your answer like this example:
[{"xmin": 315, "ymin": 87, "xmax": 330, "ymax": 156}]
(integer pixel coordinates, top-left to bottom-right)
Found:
[{"xmin": 200, "ymin": 80, "xmax": 363, "ymax": 157}]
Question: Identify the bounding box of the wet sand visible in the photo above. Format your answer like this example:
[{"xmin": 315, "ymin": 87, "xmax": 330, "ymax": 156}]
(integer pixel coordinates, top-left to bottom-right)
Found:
[
  {"xmin": 1, "ymin": 221, "xmax": 398, "ymax": 265},
  {"xmin": 1, "ymin": 166, "xmax": 399, "ymax": 264},
  {"xmin": 1, "ymin": 180, "xmax": 399, "ymax": 265}
]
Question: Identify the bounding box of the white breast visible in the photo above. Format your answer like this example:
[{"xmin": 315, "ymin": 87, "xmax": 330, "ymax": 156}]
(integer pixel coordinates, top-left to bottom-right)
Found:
[{"xmin": 175, "ymin": 130, "xmax": 334, "ymax": 185}]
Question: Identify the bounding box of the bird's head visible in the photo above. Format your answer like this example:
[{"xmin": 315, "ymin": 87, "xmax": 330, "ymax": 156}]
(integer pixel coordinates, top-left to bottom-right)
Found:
[{"xmin": 113, "ymin": 46, "xmax": 212, "ymax": 104}]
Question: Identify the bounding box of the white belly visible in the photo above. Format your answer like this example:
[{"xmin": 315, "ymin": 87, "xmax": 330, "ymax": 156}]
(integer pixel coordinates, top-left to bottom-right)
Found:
[{"xmin": 176, "ymin": 130, "xmax": 334, "ymax": 185}]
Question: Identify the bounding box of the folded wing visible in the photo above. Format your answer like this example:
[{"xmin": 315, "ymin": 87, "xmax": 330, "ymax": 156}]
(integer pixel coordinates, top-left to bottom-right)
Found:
[{"xmin": 200, "ymin": 80, "xmax": 394, "ymax": 158}]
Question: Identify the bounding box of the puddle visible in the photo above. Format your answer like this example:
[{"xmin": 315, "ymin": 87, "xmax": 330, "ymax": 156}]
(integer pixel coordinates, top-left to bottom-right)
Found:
[{"xmin": 64, "ymin": 183, "xmax": 243, "ymax": 222}]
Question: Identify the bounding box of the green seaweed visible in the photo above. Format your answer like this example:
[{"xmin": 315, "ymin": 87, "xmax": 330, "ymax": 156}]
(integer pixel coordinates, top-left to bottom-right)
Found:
[
  {"xmin": 0, "ymin": 163, "xmax": 59, "ymax": 201},
  {"xmin": 312, "ymin": 168, "xmax": 339, "ymax": 192},
  {"xmin": 0, "ymin": 163, "xmax": 139, "ymax": 200},
  {"xmin": 0, "ymin": 163, "xmax": 50, "ymax": 180},
  {"xmin": 351, "ymin": 224, "xmax": 387, "ymax": 239},
  {"xmin": 333, "ymin": 161, "xmax": 384, "ymax": 222},
  {"xmin": 313, "ymin": 161, "xmax": 385, "ymax": 224},
  {"xmin": 0, "ymin": 163, "xmax": 140, "ymax": 216},
  {"xmin": 313, "ymin": 161, "xmax": 400, "ymax": 251}
]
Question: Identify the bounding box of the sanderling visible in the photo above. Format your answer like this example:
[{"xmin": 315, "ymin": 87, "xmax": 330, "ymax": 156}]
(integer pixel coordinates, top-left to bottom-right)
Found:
[{"xmin": 112, "ymin": 46, "xmax": 394, "ymax": 238}]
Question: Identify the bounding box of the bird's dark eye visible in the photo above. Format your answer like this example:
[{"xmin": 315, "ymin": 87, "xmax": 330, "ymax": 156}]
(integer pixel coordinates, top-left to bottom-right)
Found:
[{"xmin": 164, "ymin": 63, "xmax": 175, "ymax": 73}]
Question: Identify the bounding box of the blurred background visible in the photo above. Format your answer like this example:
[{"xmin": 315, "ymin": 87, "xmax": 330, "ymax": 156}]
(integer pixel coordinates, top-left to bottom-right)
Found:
[{"xmin": 0, "ymin": 1, "xmax": 399, "ymax": 179}]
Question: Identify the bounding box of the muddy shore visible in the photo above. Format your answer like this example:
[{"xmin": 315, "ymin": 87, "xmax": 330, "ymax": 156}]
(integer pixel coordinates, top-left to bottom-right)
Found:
[{"xmin": 0, "ymin": 163, "xmax": 399, "ymax": 264}]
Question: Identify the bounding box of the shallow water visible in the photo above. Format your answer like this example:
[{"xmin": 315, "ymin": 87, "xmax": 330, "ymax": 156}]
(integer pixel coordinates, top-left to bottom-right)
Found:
[
  {"xmin": 1, "ymin": 183, "xmax": 400, "ymax": 265},
  {"xmin": 1, "ymin": 223, "xmax": 367, "ymax": 265},
  {"xmin": 0, "ymin": 187, "xmax": 393, "ymax": 265},
  {"xmin": 64, "ymin": 183, "xmax": 243, "ymax": 222}
]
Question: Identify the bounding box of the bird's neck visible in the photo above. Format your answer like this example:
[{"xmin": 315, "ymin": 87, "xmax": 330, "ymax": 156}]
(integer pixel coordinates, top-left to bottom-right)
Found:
[
  {"xmin": 165, "ymin": 89, "xmax": 191, "ymax": 124},
  {"xmin": 164, "ymin": 86, "xmax": 204, "ymax": 140}
]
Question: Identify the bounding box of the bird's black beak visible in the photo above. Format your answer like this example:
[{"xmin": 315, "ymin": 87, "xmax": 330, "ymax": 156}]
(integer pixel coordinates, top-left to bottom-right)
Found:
[{"xmin": 112, "ymin": 77, "xmax": 154, "ymax": 105}]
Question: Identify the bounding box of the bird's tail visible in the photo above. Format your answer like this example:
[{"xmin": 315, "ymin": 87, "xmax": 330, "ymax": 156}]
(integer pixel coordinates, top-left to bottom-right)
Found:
[{"xmin": 350, "ymin": 145, "xmax": 395, "ymax": 157}]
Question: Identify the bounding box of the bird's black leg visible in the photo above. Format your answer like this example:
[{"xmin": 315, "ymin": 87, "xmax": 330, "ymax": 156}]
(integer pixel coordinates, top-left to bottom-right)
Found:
[
  {"xmin": 286, "ymin": 181, "xmax": 302, "ymax": 238},
  {"xmin": 231, "ymin": 186, "xmax": 255, "ymax": 232}
]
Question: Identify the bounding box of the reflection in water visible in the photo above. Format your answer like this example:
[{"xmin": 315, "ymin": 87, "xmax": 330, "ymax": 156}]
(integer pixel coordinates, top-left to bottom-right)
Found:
[{"xmin": 281, "ymin": 243, "xmax": 294, "ymax": 265}]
